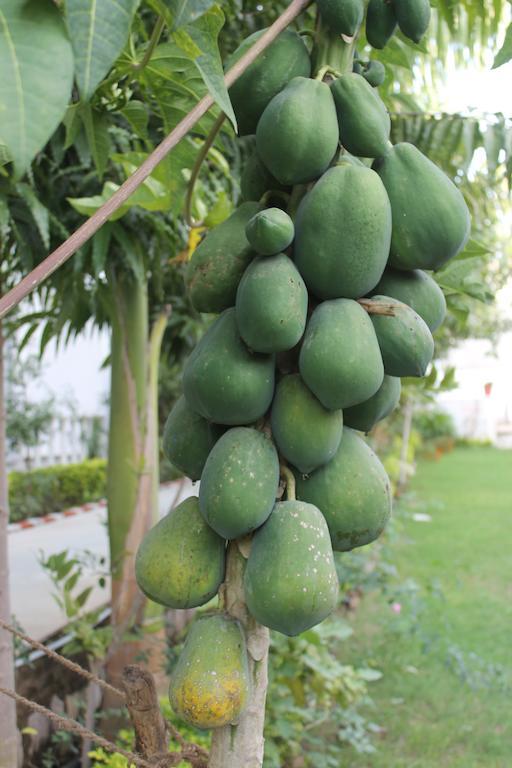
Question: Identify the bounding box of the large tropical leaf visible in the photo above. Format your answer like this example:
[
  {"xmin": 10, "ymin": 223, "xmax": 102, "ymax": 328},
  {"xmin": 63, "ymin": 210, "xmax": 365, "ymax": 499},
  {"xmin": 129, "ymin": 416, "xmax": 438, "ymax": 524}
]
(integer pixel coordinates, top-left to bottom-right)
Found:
[
  {"xmin": 65, "ymin": 0, "xmax": 140, "ymax": 100},
  {"xmin": 164, "ymin": 0, "xmax": 217, "ymax": 29},
  {"xmin": 0, "ymin": 0, "xmax": 74, "ymax": 178}
]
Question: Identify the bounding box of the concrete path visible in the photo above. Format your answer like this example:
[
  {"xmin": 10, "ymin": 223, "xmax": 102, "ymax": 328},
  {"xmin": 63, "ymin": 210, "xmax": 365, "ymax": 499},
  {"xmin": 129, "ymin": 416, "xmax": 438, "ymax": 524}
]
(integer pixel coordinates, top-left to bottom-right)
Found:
[{"xmin": 9, "ymin": 479, "xmax": 197, "ymax": 641}]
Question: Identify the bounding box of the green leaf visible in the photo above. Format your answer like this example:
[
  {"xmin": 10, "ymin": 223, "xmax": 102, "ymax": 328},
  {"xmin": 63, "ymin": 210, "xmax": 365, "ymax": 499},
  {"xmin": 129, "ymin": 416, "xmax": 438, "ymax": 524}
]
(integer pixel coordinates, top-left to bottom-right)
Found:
[
  {"xmin": 120, "ymin": 100, "xmax": 149, "ymax": 139},
  {"xmin": 0, "ymin": 0, "xmax": 74, "ymax": 178},
  {"xmin": 15, "ymin": 183, "xmax": 50, "ymax": 249},
  {"xmin": 81, "ymin": 105, "xmax": 110, "ymax": 179},
  {"xmin": 92, "ymin": 224, "xmax": 112, "ymax": 276},
  {"xmin": 174, "ymin": 6, "xmax": 237, "ymax": 129},
  {"xmin": 493, "ymin": 21, "xmax": 512, "ymax": 68},
  {"xmin": 65, "ymin": 0, "xmax": 140, "ymax": 100},
  {"xmin": 75, "ymin": 586, "xmax": 93, "ymax": 608},
  {"xmin": 165, "ymin": 0, "xmax": 217, "ymax": 29}
]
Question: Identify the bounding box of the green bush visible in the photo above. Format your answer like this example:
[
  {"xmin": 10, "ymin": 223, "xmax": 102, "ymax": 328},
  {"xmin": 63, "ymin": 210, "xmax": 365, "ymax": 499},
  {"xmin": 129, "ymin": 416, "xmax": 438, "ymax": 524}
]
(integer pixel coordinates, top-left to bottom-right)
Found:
[
  {"xmin": 8, "ymin": 459, "xmax": 107, "ymax": 522},
  {"xmin": 414, "ymin": 408, "xmax": 456, "ymax": 441}
]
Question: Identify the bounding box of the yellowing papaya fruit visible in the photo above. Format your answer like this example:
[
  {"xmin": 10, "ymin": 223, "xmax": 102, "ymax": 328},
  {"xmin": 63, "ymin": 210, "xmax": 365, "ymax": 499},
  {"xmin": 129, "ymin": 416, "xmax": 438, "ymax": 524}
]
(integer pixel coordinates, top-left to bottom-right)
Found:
[
  {"xmin": 296, "ymin": 428, "xmax": 392, "ymax": 551},
  {"xmin": 374, "ymin": 143, "xmax": 471, "ymax": 270},
  {"xmin": 343, "ymin": 375, "xmax": 401, "ymax": 433},
  {"xmin": 162, "ymin": 396, "xmax": 224, "ymax": 481},
  {"xmin": 371, "ymin": 268, "xmax": 447, "ymax": 332},
  {"xmin": 245, "ymin": 208, "xmax": 295, "ymax": 256},
  {"xmin": 330, "ymin": 73, "xmax": 391, "ymax": 158},
  {"xmin": 169, "ymin": 614, "xmax": 250, "ymax": 729},
  {"xmin": 244, "ymin": 500, "xmax": 339, "ymax": 636},
  {"xmin": 227, "ymin": 28, "xmax": 311, "ymax": 136},
  {"xmin": 317, "ymin": 0, "xmax": 364, "ymax": 36},
  {"xmin": 299, "ymin": 299, "xmax": 384, "ymax": 410},
  {"xmin": 294, "ymin": 163, "xmax": 391, "ymax": 300},
  {"xmin": 370, "ymin": 296, "xmax": 434, "ymax": 377},
  {"xmin": 186, "ymin": 202, "xmax": 261, "ymax": 314},
  {"xmin": 135, "ymin": 497, "xmax": 225, "ymax": 609},
  {"xmin": 270, "ymin": 374, "xmax": 343, "ymax": 474},
  {"xmin": 366, "ymin": 0, "xmax": 397, "ymax": 49},
  {"xmin": 199, "ymin": 427, "xmax": 279, "ymax": 539},
  {"xmin": 235, "ymin": 254, "xmax": 308, "ymax": 353},
  {"xmin": 256, "ymin": 77, "xmax": 339, "ymax": 186},
  {"xmin": 183, "ymin": 309, "xmax": 275, "ymax": 425},
  {"xmin": 392, "ymin": 0, "xmax": 430, "ymax": 43}
]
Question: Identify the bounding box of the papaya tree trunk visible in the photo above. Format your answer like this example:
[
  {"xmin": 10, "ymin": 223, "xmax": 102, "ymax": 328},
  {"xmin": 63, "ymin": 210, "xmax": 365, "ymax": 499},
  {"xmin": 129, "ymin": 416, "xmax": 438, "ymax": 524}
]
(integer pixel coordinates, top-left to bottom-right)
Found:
[
  {"xmin": 0, "ymin": 321, "xmax": 20, "ymax": 767},
  {"xmin": 208, "ymin": 543, "xmax": 270, "ymax": 768}
]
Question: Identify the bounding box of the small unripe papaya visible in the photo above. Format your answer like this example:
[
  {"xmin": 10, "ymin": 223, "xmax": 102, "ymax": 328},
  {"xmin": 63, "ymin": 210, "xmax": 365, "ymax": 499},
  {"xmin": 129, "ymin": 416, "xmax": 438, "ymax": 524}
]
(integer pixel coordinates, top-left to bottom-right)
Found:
[
  {"xmin": 256, "ymin": 77, "xmax": 339, "ymax": 186},
  {"xmin": 244, "ymin": 501, "xmax": 339, "ymax": 636},
  {"xmin": 296, "ymin": 428, "xmax": 392, "ymax": 551},
  {"xmin": 227, "ymin": 28, "xmax": 311, "ymax": 136},
  {"xmin": 271, "ymin": 374, "xmax": 343, "ymax": 474},
  {"xmin": 199, "ymin": 427, "xmax": 279, "ymax": 540},
  {"xmin": 183, "ymin": 309, "xmax": 275, "ymax": 425},
  {"xmin": 370, "ymin": 296, "xmax": 434, "ymax": 377},
  {"xmin": 236, "ymin": 254, "xmax": 308, "ymax": 353},
  {"xmin": 362, "ymin": 60, "xmax": 386, "ymax": 87},
  {"xmin": 135, "ymin": 497, "xmax": 225, "ymax": 609},
  {"xmin": 294, "ymin": 163, "xmax": 392, "ymax": 300},
  {"xmin": 343, "ymin": 375, "xmax": 401, "ymax": 433},
  {"xmin": 186, "ymin": 202, "xmax": 261, "ymax": 313},
  {"xmin": 392, "ymin": 0, "xmax": 431, "ymax": 43},
  {"xmin": 299, "ymin": 299, "xmax": 384, "ymax": 410},
  {"xmin": 245, "ymin": 208, "xmax": 295, "ymax": 256},
  {"xmin": 371, "ymin": 268, "xmax": 447, "ymax": 332},
  {"xmin": 169, "ymin": 614, "xmax": 250, "ymax": 729},
  {"xmin": 240, "ymin": 152, "xmax": 287, "ymax": 202},
  {"xmin": 331, "ymin": 73, "xmax": 390, "ymax": 158},
  {"xmin": 162, "ymin": 396, "xmax": 224, "ymax": 481},
  {"xmin": 317, "ymin": 0, "xmax": 364, "ymax": 36},
  {"xmin": 374, "ymin": 143, "xmax": 471, "ymax": 270},
  {"xmin": 366, "ymin": 0, "xmax": 397, "ymax": 49}
]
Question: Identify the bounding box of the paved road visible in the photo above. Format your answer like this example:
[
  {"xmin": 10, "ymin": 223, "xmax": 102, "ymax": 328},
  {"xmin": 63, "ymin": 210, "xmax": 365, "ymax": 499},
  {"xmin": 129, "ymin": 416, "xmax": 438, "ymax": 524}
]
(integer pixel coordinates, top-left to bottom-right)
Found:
[{"xmin": 9, "ymin": 479, "xmax": 197, "ymax": 641}]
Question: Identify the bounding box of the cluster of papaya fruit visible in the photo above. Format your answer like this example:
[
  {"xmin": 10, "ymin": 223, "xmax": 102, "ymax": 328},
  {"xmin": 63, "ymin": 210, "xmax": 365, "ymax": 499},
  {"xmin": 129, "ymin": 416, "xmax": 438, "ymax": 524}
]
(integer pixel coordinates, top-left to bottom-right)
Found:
[{"xmin": 135, "ymin": 0, "xmax": 471, "ymax": 732}]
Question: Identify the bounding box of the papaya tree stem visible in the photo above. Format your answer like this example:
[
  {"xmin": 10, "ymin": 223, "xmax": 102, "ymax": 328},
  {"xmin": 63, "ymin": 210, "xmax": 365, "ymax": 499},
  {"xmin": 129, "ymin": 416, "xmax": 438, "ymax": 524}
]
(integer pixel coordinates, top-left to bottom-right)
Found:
[
  {"xmin": 209, "ymin": 544, "xmax": 270, "ymax": 768},
  {"xmin": 185, "ymin": 113, "xmax": 226, "ymax": 228},
  {"xmin": 132, "ymin": 15, "xmax": 165, "ymax": 71},
  {"xmin": 280, "ymin": 464, "xmax": 296, "ymax": 501}
]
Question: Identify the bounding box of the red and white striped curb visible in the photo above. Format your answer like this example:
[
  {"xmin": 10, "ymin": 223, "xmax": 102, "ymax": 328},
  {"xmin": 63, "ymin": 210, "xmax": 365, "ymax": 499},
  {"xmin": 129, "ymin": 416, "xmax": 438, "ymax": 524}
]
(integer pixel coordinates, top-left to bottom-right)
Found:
[{"xmin": 7, "ymin": 480, "xmax": 183, "ymax": 535}]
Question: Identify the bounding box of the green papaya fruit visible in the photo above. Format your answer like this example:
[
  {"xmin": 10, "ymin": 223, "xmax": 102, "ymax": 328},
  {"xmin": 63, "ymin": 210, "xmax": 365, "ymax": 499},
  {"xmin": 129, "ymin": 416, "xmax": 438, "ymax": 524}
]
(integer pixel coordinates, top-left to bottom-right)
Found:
[
  {"xmin": 366, "ymin": 0, "xmax": 398, "ymax": 49},
  {"xmin": 169, "ymin": 614, "xmax": 250, "ymax": 729},
  {"xmin": 353, "ymin": 59, "xmax": 363, "ymax": 74},
  {"xmin": 343, "ymin": 375, "xmax": 401, "ymax": 433},
  {"xmin": 270, "ymin": 374, "xmax": 343, "ymax": 474},
  {"xmin": 296, "ymin": 428, "xmax": 392, "ymax": 551},
  {"xmin": 370, "ymin": 296, "xmax": 434, "ymax": 377},
  {"xmin": 371, "ymin": 268, "xmax": 447, "ymax": 332},
  {"xmin": 330, "ymin": 73, "xmax": 391, "ymax": 158},
  {"xmin": 362, "ymin": 60, "xmax": 386, "ymax": 87},
  {"xmin": 199, "ymin": 427, "xmax": 279, "ymax": 539},
  {"xmin": 240, "ymin": 152, "xmax": 287, "ymax": 202},
  {"xmin": 294, "ymin": 164, "xmax": 392, "ymax": 299},
  {"xmin": 317, "ymin": 0, "xmax": 364, "ymax": 36},
  {"xmin": 256, "ymin": 77, "xmax": 339, "ymax": 186},
  {"xmin": 392, "ymin": 0, "xmax": 430, "ymax": 43},
  {"xmin": 299, "ymin": 299, "xmax": 384, "ymax": 410},
  {"xmin": 374, "ymin": 143, "xmax": 471, "ymax": 270},
  {"xmin": 135, "ymin": 497, "xmax": 225, "ymax": 608},
  {"xmin": 244, "ymin": 500, "xmax": 339, "ymax": 635},
  {"xmin": 183, "ymin": 309, "xmax": 275, "ymax": 425},
  {"xmin": 162, "ymin": 396, "xmax": 224, "ymax": 481},
  {"xmin": 235, "ymin": 254, "xmax": 308, "ymax": 353},
  {"xmin": 245, "ymin": 208, "xmax": 295, "ymax": 256},
  {"xmin": 227, "ymin": 28, "xmax": 311, "ymax": 136},
  {"xmin": 186, "ymin": 202, "xmax": 261, "ymax": 313}
]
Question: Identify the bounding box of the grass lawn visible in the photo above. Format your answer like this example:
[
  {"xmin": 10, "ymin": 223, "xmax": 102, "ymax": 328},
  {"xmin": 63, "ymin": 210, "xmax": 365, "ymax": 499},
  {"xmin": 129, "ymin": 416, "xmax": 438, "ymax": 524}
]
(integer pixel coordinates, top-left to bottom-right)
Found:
[{"xmin": 343, "ymin": 446, "xmax": 512, "ymax": 768}]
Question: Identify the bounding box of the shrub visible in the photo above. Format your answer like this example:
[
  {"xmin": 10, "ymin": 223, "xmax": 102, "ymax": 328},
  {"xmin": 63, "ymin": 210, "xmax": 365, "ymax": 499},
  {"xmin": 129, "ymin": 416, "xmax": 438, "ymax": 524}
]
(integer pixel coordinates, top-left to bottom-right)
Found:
[
  {"xmin": 8, "ymin": 459, "xmax": 107, "ymax": 522},
  {"xmin": 414, "ymin": 408, "xmax": 456, "ymax": 441}
]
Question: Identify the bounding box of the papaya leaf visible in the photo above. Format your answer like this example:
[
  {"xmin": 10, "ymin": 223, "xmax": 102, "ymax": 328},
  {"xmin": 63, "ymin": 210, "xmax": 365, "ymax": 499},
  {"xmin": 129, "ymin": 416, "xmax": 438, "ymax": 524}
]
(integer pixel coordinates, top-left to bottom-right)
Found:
[
  {"xmin": 0, "ymin": 0, "xmax": 73, "ymax": 178},
  {"xmin": 15, "ymin": 183, "xmax": 50, "ymax": 249},
  {"xmin": 164, "ymin": 0, "xmax": 217, "ymax": 29},
  {"xmin": 174, "ymin": 6, "xmax": 237, "ymax": 129},
  {"xmin": 65, "ymin": 0, "xmax": 140, "ymax": 101},
  {"xmin": 81, "ymin": 105, "xmax": 111, "ymax": 179},
  {"xmin": 120, "ymin": 100, "xmax": 149, "ymax": 139},
  {"xmin": 492, "ymin": 21, "xmax": 512, "ymax": 68}
]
